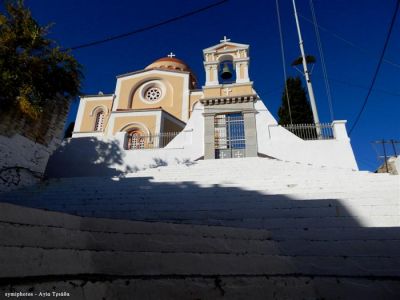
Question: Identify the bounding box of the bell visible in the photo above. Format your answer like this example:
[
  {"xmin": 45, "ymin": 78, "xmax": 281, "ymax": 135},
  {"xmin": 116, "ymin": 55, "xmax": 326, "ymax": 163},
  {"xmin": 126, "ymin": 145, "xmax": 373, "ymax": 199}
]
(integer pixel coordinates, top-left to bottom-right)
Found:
[{"xmin": 220, "ymin": 62, "xmax": 232, "ymax": 80}]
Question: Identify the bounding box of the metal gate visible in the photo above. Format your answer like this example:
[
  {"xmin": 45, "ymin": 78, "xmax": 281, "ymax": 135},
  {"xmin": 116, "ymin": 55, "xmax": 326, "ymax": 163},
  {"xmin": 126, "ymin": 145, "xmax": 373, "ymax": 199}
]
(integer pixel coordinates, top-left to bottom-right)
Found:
[{"xmin": 214, "ymin": 113, "xmax": 245, "ymax": 159}]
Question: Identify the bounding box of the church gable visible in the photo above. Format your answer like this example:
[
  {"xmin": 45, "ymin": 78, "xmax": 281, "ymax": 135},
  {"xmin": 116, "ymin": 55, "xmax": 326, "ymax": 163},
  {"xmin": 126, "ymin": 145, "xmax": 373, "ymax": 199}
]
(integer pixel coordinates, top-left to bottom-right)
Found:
[
  {"xmin": 113, "ymin": 69, "xmax": 190, "ymax": 122},
  {"xmin": 74, "ymin": 95, "xmax": 113, "ymax": 133},
  {"xmin": 202, "ymin": 41, "xmax": 249, "ymax": 53}
]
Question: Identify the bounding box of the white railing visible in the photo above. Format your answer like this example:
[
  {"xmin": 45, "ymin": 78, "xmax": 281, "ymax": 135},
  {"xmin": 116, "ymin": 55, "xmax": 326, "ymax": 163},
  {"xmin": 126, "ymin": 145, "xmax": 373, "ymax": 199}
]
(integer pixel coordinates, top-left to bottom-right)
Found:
[
  {"xmin": 127, "ymin": 132, "xmax": 180, "ymax": 150},
  {"xmin": 282, "ymin": 123, "xmax": 334, "ymax": 140}
]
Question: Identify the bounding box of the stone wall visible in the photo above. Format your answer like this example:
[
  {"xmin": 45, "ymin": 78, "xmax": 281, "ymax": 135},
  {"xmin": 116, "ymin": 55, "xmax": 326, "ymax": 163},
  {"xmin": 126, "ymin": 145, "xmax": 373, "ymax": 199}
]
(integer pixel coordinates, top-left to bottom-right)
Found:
[{"xmin": 0, "ymin": 102, "xmax": 68, "ymax": 192}]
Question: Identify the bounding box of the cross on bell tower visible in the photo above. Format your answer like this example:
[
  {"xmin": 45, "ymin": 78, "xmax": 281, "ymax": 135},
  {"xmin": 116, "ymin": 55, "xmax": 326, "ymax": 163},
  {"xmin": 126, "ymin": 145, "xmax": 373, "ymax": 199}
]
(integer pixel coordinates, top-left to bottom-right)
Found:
[{"xmin": 220, "ymin": 36, "xmax": 231, "ymax": 43}]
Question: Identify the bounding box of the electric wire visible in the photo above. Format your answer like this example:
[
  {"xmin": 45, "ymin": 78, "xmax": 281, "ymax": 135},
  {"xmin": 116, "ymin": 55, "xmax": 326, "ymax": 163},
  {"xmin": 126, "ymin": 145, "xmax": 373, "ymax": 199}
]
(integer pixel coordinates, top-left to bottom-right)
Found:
[
  {"xmin": 349, "ymin": 0, "xmax": 400, "ymax": 135},
  {"xmin": 309, "ymin": 0, "xmax": 334, "ymax": 121},
  {"xmin": 66, "ymin": 0, "xmax": 228, "ymax": 51},
  {"xmin": 275, "ymin": 0, "xmax": 293, "ymax": 124},
  {"xmin": 316, "ymin": 75, "xmax": 400, "ymax": 97},
  {"xmin": 298, "ymin": 14, "xmax": 400, "ymax": 69}
]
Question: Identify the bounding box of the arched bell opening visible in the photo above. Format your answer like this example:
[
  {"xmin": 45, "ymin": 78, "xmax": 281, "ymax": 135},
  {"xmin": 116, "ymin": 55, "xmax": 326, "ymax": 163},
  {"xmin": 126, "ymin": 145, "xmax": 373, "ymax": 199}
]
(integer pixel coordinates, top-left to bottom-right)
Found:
[{"xmin": 218, "ymin": 60, "xmax": 236, "ymax": 84}]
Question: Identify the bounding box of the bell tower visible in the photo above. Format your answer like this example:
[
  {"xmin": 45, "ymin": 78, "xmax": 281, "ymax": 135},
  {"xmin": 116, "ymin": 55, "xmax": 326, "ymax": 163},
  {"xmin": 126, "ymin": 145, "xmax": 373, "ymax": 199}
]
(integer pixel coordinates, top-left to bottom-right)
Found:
[
  {"xmin": 203, "ymin": 36, "xmax": 250, "ymax": 86},
  {"xmin": 201, "ymin": 37, "xmax": 258, "ymax": 160}
]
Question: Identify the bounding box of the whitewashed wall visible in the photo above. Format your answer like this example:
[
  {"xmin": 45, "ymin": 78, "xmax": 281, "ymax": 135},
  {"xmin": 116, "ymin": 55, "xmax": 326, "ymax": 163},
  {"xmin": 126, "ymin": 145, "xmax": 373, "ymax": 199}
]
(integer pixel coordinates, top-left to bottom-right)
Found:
[
  {"xmin": 0, "ymin": 134, "xmax": 59, "ymax": 192},
  {"xmin": 255, "ymin": 100, "xmax": 358, "ymax": 170},
  {"xmin": 46, "ymin": 100, "xmax": 359, "ymax": 179},
  {"xmin": 45, "ymin": 103, "xmax": 205, "ymax": 178}
]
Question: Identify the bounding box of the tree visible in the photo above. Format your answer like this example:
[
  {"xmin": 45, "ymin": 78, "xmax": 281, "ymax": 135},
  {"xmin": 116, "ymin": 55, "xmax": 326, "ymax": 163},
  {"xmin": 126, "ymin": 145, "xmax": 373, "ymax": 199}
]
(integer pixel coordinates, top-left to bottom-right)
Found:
[
  {"xmin": 278, "ymin": 76, "xmax": 314, "ymax": 125},
  {"xmin": 0, "ymin": 0, "xmax": 82, "ymax": 119}
]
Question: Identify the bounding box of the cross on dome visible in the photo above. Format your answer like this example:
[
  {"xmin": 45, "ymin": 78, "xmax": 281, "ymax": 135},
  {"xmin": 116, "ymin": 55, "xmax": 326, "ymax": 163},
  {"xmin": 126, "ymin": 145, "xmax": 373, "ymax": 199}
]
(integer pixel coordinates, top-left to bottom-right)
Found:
[
  {"xmin": 167, "ymin": 52, "xmax": 176, "ymax": 58},
  {"xmin": 220, "ymin": 36, "xmax": 231, "ymax": 43}
]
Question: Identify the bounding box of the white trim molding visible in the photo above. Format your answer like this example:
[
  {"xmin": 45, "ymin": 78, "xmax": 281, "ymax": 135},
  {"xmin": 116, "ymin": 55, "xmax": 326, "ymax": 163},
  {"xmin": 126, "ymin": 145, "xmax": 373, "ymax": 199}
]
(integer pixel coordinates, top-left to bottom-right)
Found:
[
  {"xmin": 73, "ymin": 98, "xmax": 86, "ymax": 132},
  {"xmin": 181, "ymin": 73, "xmax": 190, "ymax": 122},
  {"xmin": 119, "ymin": 121, "xmax": 151, "ymax": 136},
  {"xmin": 72, "ymin": 131, "xmax": 104, "ymax": 138}
]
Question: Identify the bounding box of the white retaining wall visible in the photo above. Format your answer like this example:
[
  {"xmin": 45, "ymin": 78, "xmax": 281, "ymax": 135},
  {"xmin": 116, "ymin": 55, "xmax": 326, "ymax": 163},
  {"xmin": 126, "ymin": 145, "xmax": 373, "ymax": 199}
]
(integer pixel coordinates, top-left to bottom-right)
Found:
[
  {"xmin": 48, "ymin": 100, "xmax": 358, "ymax": 178},
  {"xmin": 0, "ymin": 134, "xmax": 59, "ymax": 192},
  {"xmin": 254, "ymin": 100, "xmax": 358, "ymax": 170},
  {"xmin": 45, "ymin": 103, "xmax": 205, "ymax": 178}
]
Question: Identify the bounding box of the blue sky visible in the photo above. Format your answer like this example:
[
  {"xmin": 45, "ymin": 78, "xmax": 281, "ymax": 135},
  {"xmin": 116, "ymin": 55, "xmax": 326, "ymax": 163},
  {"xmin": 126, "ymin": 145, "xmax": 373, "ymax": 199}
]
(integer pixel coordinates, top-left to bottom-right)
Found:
[{"xmin": 9, "ymin": 0, "xmax": 400, "ymax": 170}]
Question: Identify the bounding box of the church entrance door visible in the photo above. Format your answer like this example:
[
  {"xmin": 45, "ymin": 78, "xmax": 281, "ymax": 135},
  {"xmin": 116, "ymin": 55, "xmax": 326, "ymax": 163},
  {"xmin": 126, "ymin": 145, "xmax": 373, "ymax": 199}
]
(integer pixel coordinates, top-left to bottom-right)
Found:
[{"xmin": 214, "ymin": 113, "xmax": 245, "ymax": 159}]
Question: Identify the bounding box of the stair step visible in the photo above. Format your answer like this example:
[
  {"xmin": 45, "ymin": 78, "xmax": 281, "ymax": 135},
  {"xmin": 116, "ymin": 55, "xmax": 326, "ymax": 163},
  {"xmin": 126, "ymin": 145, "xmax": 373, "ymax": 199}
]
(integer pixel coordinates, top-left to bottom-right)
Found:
[{"xmin": 2, "ymin": 246, "xmax": 399, "ymax": 279}]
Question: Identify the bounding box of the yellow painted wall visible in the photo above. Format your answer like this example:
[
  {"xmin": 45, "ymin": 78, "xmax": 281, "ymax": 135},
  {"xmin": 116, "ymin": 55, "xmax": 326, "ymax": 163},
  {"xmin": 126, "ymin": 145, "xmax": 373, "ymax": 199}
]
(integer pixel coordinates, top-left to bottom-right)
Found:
[
  {"xmin": 203, "ymin": 84, "xmax": 253, "ymax": 98},
  {"xmin": 112, "ymin": 115, "xmax": 157, "ymax": 135},
  {"xmin": 80, "ymin": 99, "xmax": 112, "ymax": 132},
  {"xmin": 117, "ymin": 73, "xmax": 187, "ymax": 121}
]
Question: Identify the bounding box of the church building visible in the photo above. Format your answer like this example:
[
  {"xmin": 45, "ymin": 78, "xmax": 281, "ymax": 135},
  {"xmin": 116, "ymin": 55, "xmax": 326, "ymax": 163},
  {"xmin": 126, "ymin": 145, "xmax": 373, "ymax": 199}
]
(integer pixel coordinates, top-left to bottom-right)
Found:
[{"xmin": 69, "ymin": 37, "xmax": 358, "ymax": 173}]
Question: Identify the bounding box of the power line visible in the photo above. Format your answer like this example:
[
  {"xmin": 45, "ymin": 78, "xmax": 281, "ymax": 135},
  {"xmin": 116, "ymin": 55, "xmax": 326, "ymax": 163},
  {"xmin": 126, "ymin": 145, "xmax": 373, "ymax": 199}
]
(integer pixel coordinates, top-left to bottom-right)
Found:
[
  {"xmin": 371, "ymin": 139, "xmax": 400, "ymax": 172},
  {"xmin": 66, "ymin": 0, "xmax": 228, "ymax": 51},
  {"xmin": 314, "ymin": 75, "xmax": 400, "ymax": 97},
  {"xmin": 298, "ymin": 14, "xmax": 400, "ymax": 69},
  {"xmin": 309, "ymin": 0, "xmax": 334, "ymax": 121},
  {"xmin": 275, "ymin": 0, "xmax": 293, "ymax": 124},
  {"xmin": 349, "ymin": 0, "xmax": 400, "ymax": 135}
]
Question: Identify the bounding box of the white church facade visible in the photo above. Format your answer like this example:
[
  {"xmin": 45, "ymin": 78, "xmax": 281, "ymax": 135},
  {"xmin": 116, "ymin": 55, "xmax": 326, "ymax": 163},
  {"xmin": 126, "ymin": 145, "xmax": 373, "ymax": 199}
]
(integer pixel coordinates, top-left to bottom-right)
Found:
[{"xmin": 66, "ymin": 38, "xmax": 357, "ymax": 175}]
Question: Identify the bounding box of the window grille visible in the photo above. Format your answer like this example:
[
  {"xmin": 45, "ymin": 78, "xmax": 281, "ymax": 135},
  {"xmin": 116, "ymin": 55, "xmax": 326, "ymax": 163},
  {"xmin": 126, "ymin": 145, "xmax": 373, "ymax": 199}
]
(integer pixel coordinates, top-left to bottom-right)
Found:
[
  {"xmin": 94, "ymin": 111, "xmax": 105, "ymax": 131},
  {"xmin": 126, "ymin": 132, "xmax": 179, "ymax": 150},
  {"xmin": 127, "ymin": 131, "xmax": 145, "ymax": 149},
  {"xmin": 145, "ymin": 87, "xmax": 162, "ymax": 101}
]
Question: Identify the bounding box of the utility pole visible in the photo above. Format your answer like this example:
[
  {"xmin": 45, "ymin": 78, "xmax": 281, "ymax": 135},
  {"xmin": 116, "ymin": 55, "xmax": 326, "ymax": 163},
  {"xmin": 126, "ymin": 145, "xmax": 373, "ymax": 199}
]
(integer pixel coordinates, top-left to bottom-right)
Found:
[
  {"xmin": 390, "ymin": 139, "xmax": 398, "ymax": 157},
  {"xmin": 292, "ymin": 0, "xmax": 321, "ymax": 134},
  {"xmin": 382, "ymin": 139, "xmax": 389, "ymax": 173},
  {"xmin": 371, "ymin": 139, "xmax": 400, "ymax": 173}
]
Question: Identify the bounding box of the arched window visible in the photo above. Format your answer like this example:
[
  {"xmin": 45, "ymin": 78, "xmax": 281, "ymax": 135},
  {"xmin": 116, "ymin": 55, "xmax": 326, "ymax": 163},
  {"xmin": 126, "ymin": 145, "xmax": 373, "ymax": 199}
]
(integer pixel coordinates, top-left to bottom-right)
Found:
[
  {"xmin": 127, "ymin": 130, "xmax": 144, "ymax": 150},
  {"xmin": 94, "ymin": 111, "xmax": 105, "ymax": 131}
]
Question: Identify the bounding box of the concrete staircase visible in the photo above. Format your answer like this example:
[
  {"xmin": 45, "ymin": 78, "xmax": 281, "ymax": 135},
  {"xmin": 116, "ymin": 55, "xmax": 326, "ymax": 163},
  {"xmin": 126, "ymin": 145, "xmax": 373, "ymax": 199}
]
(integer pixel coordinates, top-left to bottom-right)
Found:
[{"xmin": 1, "ymin": 157, "xmax": 399, "ymax": 299}]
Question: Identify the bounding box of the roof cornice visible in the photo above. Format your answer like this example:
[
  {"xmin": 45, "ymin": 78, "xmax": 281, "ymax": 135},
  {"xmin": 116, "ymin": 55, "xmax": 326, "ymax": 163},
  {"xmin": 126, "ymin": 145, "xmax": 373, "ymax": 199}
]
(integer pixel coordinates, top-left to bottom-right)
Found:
[{"xmin": 200, "ymin": 94, "xmax": 258, "ymax": 106}]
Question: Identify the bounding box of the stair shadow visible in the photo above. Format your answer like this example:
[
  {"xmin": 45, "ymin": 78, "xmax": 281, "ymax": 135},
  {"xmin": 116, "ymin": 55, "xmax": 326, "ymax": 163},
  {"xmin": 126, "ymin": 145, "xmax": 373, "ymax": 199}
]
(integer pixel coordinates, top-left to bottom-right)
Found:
[
  {"xmin": 0, "ymin": 176, "xmax": 399, "ymax": 299},
  {"xmin": 45, "ymin": 137, "xmax": 133, "ymax": 178}
]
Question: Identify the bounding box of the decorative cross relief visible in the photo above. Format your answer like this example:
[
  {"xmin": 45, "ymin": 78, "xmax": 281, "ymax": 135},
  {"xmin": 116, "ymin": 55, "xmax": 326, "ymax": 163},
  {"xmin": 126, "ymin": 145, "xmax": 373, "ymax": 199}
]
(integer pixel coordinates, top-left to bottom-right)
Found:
[
  {"xmin": 223, "ymin": 88, "xmax": 232, "ymax": 96},
  {"xmin": 234, "ymin": 151, "xmax": 243, "ymax": 158},
  {"xmin": 220, "ymin": 36, "xmax": 231, "ymax": 43},
  {"xmin": 167, "ymin": 52, "xmax": 176, "ymax": 58}
]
